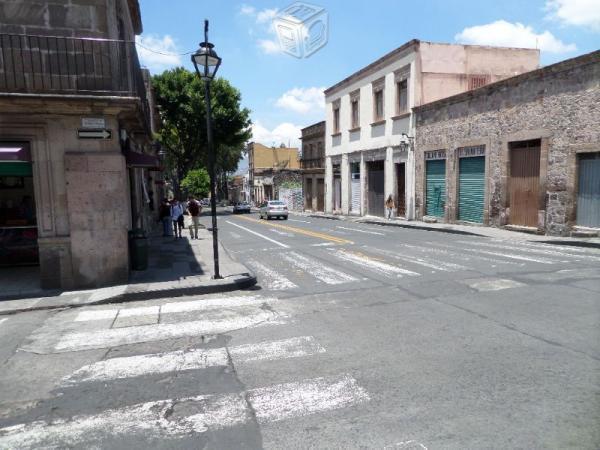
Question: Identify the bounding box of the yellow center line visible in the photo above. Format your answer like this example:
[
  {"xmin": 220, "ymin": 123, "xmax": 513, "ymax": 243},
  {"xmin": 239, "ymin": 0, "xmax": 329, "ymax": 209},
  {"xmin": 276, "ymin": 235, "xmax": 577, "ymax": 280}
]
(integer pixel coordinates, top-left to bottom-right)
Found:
[{"xmin": 235, "ymin": 215, "xmax": 353, "ymax": 245}]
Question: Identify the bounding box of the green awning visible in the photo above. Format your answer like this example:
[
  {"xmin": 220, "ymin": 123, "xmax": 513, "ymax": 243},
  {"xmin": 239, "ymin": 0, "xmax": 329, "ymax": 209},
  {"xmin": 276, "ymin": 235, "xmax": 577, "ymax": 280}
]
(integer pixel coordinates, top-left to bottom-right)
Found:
[{"xmin": 0, "ymin": 162, "xmax": 33, "ymax": 177}]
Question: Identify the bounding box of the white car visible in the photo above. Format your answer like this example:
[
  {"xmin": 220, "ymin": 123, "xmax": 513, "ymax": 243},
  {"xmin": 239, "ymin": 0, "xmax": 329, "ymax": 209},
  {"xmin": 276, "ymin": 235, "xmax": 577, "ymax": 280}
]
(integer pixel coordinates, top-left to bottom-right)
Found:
[{"xmin": 259, "ymin": 200, "xmax": 288, "ymax": 220}]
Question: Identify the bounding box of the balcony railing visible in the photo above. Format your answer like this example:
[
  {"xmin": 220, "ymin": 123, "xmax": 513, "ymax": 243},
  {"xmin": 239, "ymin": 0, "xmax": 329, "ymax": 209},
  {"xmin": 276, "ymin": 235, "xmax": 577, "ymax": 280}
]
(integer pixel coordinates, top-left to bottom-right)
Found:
[
  {"xmin": 300, "ymin": 157, "xmax": 325, "ymax": 169},
  {"xmin": 0, "ymin": 33, "xmax": 150, "ymax": 128}
]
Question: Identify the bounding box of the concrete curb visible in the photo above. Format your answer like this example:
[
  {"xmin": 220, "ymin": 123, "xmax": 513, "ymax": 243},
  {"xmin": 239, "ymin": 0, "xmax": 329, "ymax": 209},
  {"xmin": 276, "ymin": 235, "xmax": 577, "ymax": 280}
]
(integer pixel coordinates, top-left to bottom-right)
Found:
[
  {"xmin": 0, "ymin": 272, "xmax": 257, "ymax": 315},
  {"xmin": 358, "ymin": 219, "xmax": 485, "ymax": 236}
]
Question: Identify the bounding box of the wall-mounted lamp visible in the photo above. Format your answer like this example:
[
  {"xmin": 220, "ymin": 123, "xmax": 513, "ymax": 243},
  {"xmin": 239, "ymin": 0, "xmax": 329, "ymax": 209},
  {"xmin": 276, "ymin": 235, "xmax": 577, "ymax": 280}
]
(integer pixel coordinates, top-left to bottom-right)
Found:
[{"xmin": 399, "ymin": 133, "xmax": 414, "ymax": 152}]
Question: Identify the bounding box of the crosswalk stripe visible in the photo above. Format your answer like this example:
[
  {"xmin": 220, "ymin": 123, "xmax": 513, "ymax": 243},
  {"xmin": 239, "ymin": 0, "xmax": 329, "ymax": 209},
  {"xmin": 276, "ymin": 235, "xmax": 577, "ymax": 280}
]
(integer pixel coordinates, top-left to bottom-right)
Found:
[
  {"xmin": 62, "ymin": 336, "xmax": 325, "ymax": 385},
  {"xmin": 74, "ymin": 295, "xmax": 275, "ymax": 322},
  {"xmin": 56, "ymin": 309, "xmax": 284, "ymax": 352},
  {"xmin": 0, "ymin": 318, "xmax": 8, "ymax": 327},
  {"xmin": 462, "ymin": 240, "xmax": 600, "ymax": 262},
  {"xmin": 246, "ymin": 259, "xmax": 298, "ymax": 290},
  {"xmin": 457, "ymin": 247, "xmax": 556, "ymax": 264},
  {"xmin": 336, "ymin": 226, "xmax": 385, "ymax": 236},
  {"xmin": 364, "ymin": 246, "xmax": 468, "ymax": 272},
  {"xmin": 331, "ymin": 249, "xmax": 420, "ymax": 277},
  {"xmin": 281, "ymin": 251, "xmax": 357, "ymax": 284},
  {"xmin": 407, "ymin": 242, "xmax": 520, "ymax": 265},
  {"xmin": 0, "ymin": 375, "xmax": 369, "ymax": 448}
]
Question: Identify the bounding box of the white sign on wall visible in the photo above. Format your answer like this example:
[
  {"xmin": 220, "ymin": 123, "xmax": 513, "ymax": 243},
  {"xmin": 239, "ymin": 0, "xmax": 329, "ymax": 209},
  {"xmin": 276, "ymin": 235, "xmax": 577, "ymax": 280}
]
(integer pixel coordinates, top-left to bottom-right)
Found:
[{"xmin": 81, "ymin": 117, "xmax": 106, "ymax": 129}]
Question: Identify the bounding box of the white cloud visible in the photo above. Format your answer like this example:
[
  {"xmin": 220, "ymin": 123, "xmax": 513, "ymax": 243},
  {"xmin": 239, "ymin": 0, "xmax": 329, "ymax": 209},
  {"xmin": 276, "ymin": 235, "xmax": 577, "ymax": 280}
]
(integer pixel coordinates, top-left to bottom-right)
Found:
[
  {"xmin": 455, "ymin": 20, "xmax": 577, "ymax": 54},
  {"xmin": 239, "ymin": 4, "xmax": 256, "ymax": 16},
  {"xmin": 135, "ymin": 35, "xmax": 182, "ymax": 73},
  {"xmin": 258, "ymin": 39, "xmax": 281, "ymax": 54},
  {"xmin": 275, "ymin": 87, "xmax": 326, "ymax": 114},
  {"xmin": 546, "ymin": 0, "xmax": 600, "ymax": 30},
  {"xmin": 252, "ymin": 121, "xmax": 302, "ymax": 148},
  {"xmin": 257, "ymin": 8, "xmax": 278, "ymax": 24}
]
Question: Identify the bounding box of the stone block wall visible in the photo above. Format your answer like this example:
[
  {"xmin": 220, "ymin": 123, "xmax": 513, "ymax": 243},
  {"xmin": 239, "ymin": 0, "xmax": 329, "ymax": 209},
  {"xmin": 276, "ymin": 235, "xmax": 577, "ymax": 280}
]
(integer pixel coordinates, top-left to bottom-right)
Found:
[
  {"xmin": 414, "ymin": 51, "xmax": 600, "ymax": 236},
  {"xmin": 65, "ymin": 151, "xmax": 129, "ymax": 287}
]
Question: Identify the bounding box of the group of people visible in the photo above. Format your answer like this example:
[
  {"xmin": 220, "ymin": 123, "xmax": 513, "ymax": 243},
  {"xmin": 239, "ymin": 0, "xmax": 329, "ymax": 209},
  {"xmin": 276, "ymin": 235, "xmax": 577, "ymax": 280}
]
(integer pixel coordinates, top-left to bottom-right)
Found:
[{"xmin": 158, "ymin": 196, "xmax": 203, "ymax": 239}]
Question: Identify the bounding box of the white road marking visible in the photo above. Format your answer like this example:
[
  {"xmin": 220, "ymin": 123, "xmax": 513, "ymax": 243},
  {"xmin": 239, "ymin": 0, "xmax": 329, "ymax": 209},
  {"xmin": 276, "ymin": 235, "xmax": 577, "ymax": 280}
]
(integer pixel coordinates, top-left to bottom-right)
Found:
[
  {"xmin": 465, "ymin": 278, "xmax": 525, "ymax": 292},
  {"xmin": 62, "ymin": 336, "xmax": 324, "ymax": 384},
  {"xmin": 458, "ymin": 240, "xmax": 600, "ymax": 262},
  {"xmin": 403, "ymin": 243, "xmax": 521, "ymax": 266},
  {"xmin": 0, "ymin": 318, "xmax": 7, "ymax": 326},
  {"xmin": 1, "ymin": 375, "xmax": 368, "ymax": 448},
  {"xmin": 331, "ymin": 249, "xmax": 420, "ymax": 277},
  {"xmin": 459, "ymin": 247, "xmax": 556, "ymax": 264},
  {"xmin": 336, "ymin": 225, "xmax": 385, "ymax": 236},
  {"xmin": 56, "ymin": 309, "xmax": 283, "ymax": 352},
  {"xmin": 385, "ymin": 441, "xmax": 429, "ymax": 450},
  {"xmin": 74, "ymin": 296, "xmax": 275, "ymax": 322},
  {"xmin": 311, "ymin": 242, "xmax": 335, "ymax": 247},
  {"xmin": 281, "ymin": 251, "xmax": 357, "ymax": 285},
  {"xmin": 246, "ymin": 259, "xmax": 298, "ymax": 290},
  {"xmin": 288, "ymin": 218, "xmax": 311, "ymax": 223},
  {"xmin": 269, "ymin": 228, "xmax": 295, "ymax": 237},
  {"xmin": 226, "ymin": 220, "xmax": 289, "ymax": 248},
  {"xmin": 365, "ymin": 246, "xmax": 468, "ymax": 271}
]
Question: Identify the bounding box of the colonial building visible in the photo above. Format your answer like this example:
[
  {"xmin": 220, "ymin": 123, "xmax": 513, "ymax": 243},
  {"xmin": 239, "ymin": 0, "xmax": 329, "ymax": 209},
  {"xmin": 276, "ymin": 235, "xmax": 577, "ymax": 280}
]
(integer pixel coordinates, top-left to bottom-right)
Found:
[
  {"xmin": 300, "ymin": 121, "xmax": 325, "ymax": 212},
  {"xmin": 0, "ymin": 0, "xmax": 160, "ymax": 289},
  {"xmin": 413, "ymin": 50, "xmax": 600, "ymax": 236},
  {"xmin": 324, "ymin": 40, "xmax": 539, "ymax": 218},
  {"xmin": 247, "ymin": 142, "xmax": 301, "ymax": 204}
]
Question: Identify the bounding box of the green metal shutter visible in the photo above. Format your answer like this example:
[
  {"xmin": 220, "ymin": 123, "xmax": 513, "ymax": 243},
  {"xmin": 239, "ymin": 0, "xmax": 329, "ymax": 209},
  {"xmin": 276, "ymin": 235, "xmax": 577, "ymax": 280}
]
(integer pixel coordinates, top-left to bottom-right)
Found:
[
  {"xmin": 426, "ymin": 159, "xmax": 446, "ymax": 217},
  {"xmin": 458, "ymin": 156, "xmax": 485, "ymax": 223}
]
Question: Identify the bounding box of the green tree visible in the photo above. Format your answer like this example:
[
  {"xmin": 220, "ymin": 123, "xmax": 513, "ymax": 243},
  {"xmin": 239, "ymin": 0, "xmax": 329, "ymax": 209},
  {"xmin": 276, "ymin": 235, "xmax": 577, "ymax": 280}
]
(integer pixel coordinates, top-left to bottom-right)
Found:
[
  {"xmin": 180, "ymin": 168, "xmax": 210, "ymax": 198},
  {"xmin": 152, "ymin": 68, "xmax": 252, "ymax": 198}
]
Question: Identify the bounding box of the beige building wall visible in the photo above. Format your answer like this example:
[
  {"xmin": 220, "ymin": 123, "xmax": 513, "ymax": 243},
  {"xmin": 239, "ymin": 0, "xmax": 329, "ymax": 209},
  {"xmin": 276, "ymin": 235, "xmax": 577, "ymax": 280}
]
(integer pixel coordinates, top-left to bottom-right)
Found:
[{"xmin": 251, "ymin": 143, "xmax": 300, "ymax": 170}]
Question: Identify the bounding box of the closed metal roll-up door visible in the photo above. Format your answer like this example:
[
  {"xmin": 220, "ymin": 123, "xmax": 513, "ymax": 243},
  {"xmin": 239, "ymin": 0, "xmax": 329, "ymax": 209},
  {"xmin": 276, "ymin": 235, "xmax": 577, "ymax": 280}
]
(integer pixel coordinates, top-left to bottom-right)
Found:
[
  {"xmin": 577, "ymin": 153, "xmax": 600, "ymax": 228},
  {"xmin": 351, "ymin": 177, "xmax": 360, "ymax": 213},
  {"xmin": 426, "ymin": 159, "xmax": 446, "ymax": 217},
  {"xmin": 458, "ymin": 156, "xmax": 485, "ymax": 223}
]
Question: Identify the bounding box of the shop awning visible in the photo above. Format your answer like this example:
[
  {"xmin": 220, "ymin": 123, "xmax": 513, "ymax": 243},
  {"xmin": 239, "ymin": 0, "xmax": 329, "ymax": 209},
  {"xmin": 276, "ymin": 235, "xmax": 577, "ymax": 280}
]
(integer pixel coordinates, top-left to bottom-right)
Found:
[
  {"xmin": 124, "ymin": 150, "xmax": 161, "ymax": 170},
  {"xmin": 0, "ymin": 162, "xmax": 33, "ymax": 176}
]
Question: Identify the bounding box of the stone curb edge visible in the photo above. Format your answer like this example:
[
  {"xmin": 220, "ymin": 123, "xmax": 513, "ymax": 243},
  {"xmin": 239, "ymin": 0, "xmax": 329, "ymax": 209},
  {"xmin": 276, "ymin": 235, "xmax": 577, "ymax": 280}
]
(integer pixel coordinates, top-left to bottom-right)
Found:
[
  {"xmin": 358, "ymin": 220, "xmax": 485, "ymax": 236},
  {"xmin": 0, "ymin": 272, "xmax": 257, "ymax": 316}
]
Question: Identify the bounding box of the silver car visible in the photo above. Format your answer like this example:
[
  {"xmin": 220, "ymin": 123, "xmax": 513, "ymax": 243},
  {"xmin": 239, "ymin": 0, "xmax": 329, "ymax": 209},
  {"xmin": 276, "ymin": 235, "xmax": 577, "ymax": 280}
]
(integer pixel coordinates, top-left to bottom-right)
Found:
[{"xmin": 259, "ymin": 200, "xmax": 288, "ymax": 220}]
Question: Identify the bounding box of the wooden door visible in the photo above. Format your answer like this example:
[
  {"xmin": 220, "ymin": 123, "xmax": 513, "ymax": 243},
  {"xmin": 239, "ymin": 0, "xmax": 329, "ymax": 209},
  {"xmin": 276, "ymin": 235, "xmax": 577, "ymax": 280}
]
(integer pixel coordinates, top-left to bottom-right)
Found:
[
  {"xmin": 509, "ymin": 141, "xmax": 540, "ymax": 227},
  {"xmin": 367, "ymin": 161, "xmax": 385, "ymax": 217},
  {"xmin": 305, "ymin": 178, "xmax": 313, "ymax": 210},
  {"xmin": 316, "ymin": 178, "xmax": 325, "ymax": 211},
  {"xmin": 396, "ymin": 163, "xmax": 406, "ymax": 217}
]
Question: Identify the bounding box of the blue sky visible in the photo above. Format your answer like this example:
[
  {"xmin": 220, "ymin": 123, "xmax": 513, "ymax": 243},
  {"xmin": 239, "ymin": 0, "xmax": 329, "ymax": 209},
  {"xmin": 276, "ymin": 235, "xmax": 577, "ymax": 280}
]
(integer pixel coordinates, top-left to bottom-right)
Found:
[{"xmin": 137, "ymin": 0, "xmax": 599, "ymax": 157}]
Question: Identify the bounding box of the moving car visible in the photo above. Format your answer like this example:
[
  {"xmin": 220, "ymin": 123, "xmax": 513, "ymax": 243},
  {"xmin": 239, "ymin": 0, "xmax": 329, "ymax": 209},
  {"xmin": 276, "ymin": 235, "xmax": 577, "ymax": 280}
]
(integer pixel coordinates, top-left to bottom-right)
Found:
[
  {"xmin": 233, "ymin": 202, "xmax": 251, "ymax": 214},
  {"xmin": 259, "ymin": 200, "xmax": 288, "ymax": 220}
]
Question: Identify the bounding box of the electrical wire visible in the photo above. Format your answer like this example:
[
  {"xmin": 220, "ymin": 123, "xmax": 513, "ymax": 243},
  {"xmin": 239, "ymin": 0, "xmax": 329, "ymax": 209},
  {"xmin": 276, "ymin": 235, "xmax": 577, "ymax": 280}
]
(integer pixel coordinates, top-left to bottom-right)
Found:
[{"xmin": 134, "ymin": 41, "xmax": 195, "ymax": 56}]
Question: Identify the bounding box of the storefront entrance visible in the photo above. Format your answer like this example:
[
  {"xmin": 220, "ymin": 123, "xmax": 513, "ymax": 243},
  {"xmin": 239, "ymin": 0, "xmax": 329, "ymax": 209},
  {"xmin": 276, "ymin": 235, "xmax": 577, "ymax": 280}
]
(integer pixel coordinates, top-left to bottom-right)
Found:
[
  {"xmin": 396, "ymin": 163, "xmax": 406, "ymax": 217},
  {"xmin": 367, "ymin": 161, "xmax": 385, "ymax": 217},
  {"xmin": 0, "ymin": 143, "xmax": 38, "ymax": 267},
  {"xmin": 509, "ymin": 140, "xmax": 540, "ymax": 227},
  {"xmin": 425, "ymin": 159, "xmax": 446, "ymax": 218},
  {"xmin": 577, "ymin": 152, "xmax": 600, "ymax": 228}
]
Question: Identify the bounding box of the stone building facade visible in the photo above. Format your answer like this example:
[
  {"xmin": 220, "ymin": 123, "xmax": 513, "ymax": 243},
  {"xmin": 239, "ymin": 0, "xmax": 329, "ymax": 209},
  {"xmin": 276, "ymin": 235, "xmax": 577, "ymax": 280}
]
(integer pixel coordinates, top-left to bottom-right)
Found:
[
  {"xmin": 414, "ymin": 50, "xmax": 600, "ymax": 236},
  {"xmin": 324, "ymin": 40, "xmax": 539, "ymax": 219},
  {"xmin": 0, "ymin": 0, "xmax": 159, "ymax": 289},
  {"xmin": 247, "ymin": 142, "xmax": 301, "ymax": 204},
  {"xmin": 300, "ymin": 121, "xmax": 325, "ymax": 212}
]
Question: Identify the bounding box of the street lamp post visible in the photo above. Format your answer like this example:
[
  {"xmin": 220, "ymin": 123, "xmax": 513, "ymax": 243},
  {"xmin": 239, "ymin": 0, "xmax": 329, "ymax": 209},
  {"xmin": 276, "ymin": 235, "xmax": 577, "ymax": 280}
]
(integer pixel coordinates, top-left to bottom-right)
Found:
[{"xmin": 192, "ymin": 20, "xmax": 222, "ymax": 279}]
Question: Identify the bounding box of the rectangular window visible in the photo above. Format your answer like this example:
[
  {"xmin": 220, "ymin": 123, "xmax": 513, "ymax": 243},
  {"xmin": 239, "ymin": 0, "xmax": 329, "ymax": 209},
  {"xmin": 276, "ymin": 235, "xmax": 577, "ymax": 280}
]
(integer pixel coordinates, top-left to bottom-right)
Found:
[
  {"xmin": 351, "ymin": 99, "xmax": 359, "ymax": 128},
  {"xmin": 374, "ymin": 90, "xmax": 384, "ymax": 121},
  {"xmin": 333, "ymin": 107, "xmax": 340, "ymax": 133},
  {"xmin": 396, "ymin": 79, "xmax": 408, "ymax": 114}
]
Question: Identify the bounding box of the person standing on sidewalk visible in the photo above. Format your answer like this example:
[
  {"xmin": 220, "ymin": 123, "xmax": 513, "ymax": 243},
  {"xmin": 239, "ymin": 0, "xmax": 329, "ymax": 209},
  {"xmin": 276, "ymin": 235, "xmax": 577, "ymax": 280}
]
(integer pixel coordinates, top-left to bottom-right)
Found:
[
  {"xmin": 170, "ymin": 199, "xmax": 185, "ymax": 239},
  {"xmin": 385, "ymin": 195, "xmax": 395, "ymax": 220},
  {"xmin": 187, "ymin": 195, "xmax": 202, "ymax": 239},
  {"xmin": 158, "ymin": 199, "xmax": 172, "ymax": 237}
]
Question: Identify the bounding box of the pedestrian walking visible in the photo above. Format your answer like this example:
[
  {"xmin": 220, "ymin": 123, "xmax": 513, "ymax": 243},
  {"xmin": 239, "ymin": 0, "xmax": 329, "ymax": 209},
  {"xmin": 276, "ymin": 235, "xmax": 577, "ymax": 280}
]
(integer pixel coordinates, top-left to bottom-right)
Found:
[
  {"xmin": 170, "ymin": 199, "xmax": 185, "ymax": 239},
  {"xmin": 385, "ymin": 195, "xmax": 395, "ymax": 220},
  {"xmin": 187, "ymin": 195, "xmax": 202, "ymax": 239},
  {"xmin": 158, "ymin": 199, "xmax": 172, "ymax": 237}
]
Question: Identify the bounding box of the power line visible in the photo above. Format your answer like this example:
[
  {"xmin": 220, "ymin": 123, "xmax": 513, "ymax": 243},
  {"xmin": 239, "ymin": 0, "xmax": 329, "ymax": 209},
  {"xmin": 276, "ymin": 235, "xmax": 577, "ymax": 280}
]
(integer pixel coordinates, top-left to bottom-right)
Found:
[{"xmin": 134, "ymin": 41, "xmax": 195, "ymax": 56}]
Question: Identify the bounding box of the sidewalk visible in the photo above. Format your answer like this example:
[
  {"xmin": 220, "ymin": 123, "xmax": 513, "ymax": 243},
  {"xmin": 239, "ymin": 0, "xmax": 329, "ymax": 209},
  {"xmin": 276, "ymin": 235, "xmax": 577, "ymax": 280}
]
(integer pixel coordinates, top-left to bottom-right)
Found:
[
  {"xmin": 295, "ymin": 211, "xmax": 600, "ymax": 247},
  {"xmin": 0, "ymin": 226, "xmax": 256, "ymax": 315}
]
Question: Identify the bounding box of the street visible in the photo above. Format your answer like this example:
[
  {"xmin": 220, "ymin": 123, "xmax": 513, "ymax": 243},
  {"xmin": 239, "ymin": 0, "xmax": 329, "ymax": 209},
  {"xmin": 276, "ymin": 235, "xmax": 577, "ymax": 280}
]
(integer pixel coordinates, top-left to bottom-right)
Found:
[{"xmin": 1, "ymin": 211, "xmax": 599, "ymax": 449}]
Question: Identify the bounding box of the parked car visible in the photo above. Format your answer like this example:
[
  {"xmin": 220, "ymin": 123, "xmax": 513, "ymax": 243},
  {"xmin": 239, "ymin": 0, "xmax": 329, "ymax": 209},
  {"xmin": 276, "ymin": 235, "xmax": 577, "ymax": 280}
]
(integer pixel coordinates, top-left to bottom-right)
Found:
[
  {"xmin": 259, "ymin": 200, "xmax": 288, "ymax": 220},
  {"xmin": 233, "ymin": 202, "xmax": 251, "ymax": 214}
]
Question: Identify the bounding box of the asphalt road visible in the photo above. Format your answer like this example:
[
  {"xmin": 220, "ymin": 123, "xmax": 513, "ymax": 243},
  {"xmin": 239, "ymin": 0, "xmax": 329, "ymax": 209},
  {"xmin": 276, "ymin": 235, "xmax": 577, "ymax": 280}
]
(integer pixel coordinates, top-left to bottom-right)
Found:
[{"xmin": 1, "ymin": 210, "xmax": 599, "ymax": 449}]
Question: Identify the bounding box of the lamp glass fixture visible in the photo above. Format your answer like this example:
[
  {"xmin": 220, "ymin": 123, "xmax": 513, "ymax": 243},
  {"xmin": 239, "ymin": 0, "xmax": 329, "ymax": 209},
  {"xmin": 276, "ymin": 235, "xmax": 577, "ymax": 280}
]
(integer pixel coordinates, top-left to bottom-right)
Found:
[{"xmin": 191, "ymin": 43, "xmax": 221, "ymax": 81}]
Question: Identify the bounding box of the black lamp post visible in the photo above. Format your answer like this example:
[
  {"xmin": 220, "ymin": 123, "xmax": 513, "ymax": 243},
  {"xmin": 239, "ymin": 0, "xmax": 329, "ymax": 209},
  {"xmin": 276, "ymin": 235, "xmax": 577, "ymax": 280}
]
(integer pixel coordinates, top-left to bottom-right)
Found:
[{"xmin": 192, "ymin": 20, "xmax": 222, "ymax": 279}]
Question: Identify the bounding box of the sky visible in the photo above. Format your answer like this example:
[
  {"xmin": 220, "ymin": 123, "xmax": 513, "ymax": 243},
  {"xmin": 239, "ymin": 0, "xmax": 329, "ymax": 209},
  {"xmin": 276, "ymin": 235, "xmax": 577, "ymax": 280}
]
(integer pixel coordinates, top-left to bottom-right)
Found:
[{"xmin": 136, "ymin": 0, "xmax": 600, "ymax": 171}]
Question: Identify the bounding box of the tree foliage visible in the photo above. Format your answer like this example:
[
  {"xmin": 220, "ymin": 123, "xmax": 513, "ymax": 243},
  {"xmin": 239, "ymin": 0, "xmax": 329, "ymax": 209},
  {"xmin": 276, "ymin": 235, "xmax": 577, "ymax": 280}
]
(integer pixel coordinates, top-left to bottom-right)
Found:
[
  {"xmin": 152, "ymin": 68, "xmax": 252, "ymax": 196},
  {"xmin": 181, "ymin": 168, "xmax": 210, "ymax": 198}
]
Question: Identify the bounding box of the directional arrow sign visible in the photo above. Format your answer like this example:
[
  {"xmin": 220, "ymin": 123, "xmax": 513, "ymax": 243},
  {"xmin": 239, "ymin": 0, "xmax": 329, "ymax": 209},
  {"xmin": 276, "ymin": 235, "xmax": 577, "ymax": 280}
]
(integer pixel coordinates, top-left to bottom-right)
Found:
[{"xmin": 77, "ymin": 129, "xmax": 112, "ymax": 139}]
